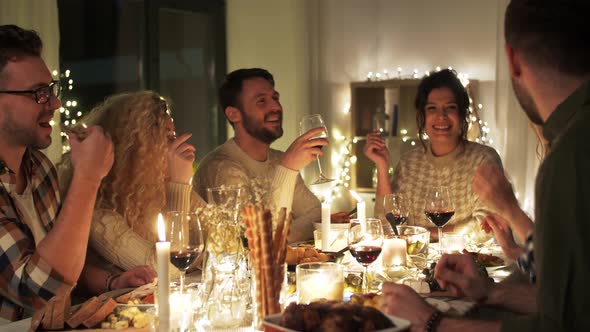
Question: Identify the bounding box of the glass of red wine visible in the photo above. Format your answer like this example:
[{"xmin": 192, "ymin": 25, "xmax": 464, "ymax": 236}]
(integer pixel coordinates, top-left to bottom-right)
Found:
[
  {"xmin": 383, "ymin": 193, "xmax": 409, "ymax": 234},
  {"xmin": 347, "ymin": 218, "xmax": 384, "ymax": 294},
  {"xmin": 423, "ymin": 186, "xmax": 455, "ymax": 256},
  {"xmin": 166, "ymin": 211, "xmax": 204, "ymax": 295},
  {"xmin": 299, "ymin": 114, "xmax": 334, "ymax": 185}
]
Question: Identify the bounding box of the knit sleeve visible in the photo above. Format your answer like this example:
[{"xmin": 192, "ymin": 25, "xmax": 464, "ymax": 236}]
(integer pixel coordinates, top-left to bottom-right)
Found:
[{"xmin": 89, "ymin": 209, "xmax": 155, "ymax": 271}]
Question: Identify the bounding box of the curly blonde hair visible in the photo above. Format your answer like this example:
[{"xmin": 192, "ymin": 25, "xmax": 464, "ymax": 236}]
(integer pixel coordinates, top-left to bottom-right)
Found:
[{"xmin": 60, "ymin": 91, "xmax": 171, "ymax": 242}]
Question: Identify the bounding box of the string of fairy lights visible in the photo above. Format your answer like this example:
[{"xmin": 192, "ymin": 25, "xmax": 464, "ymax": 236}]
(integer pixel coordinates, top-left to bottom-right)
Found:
[
  {"xmin": 315, "ymin": 66, "xmax": 494, "ymax": 201},
  {"xmin": 51, "ymin": 69, "xmax": 85, "ymax": 154}
]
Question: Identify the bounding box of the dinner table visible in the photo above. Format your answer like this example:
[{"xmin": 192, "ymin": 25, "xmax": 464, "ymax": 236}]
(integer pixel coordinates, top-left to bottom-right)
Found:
[{"xmin": 0, "ymin": 241, "xmax": 520, "ymax": 332}]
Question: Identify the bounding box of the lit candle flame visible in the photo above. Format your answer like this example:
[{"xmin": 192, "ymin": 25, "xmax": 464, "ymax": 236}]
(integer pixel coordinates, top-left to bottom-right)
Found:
[
  {"xmin": 350, "ymin": 190, "xmax": 363, "ymax": 203},
  {"xmin": 157, "ymin": 213, "xmax": 166, "ymax": 242}
]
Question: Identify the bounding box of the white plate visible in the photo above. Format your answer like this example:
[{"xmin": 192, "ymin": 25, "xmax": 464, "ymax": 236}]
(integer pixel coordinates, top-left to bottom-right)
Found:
[
  {"xmin": 425, "ymin": 298, "xmax": 451, "ymax": 313},
  {"xmin": 263, "ymin": 312, "xmax": 410, "ymax": 332}
]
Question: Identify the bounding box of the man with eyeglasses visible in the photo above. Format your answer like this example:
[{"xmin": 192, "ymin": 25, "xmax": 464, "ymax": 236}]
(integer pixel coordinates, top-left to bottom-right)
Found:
[{"xmin": 0, "ymin": 25, "xmax": 155, "ymax": 324}]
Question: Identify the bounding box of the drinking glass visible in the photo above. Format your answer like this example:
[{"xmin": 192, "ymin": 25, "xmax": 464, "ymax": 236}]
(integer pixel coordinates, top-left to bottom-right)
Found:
[
  {"xmin": 166, "ymin": 211, "xmax": 204, "ymax": 294},
  {"xmin": 299, "ymin": 114, "xmax": 334, "ymax": 185},
  {"xmin": 423, "ymin": 186, "xmax": 455, "ymax": 256},
  {"xmin": 383, "ymin": 193, "xmax": 409, "ymax": 234},
  {"xmin": 347, "ymin": 218, "xmax": 384, "ymax": 294}
]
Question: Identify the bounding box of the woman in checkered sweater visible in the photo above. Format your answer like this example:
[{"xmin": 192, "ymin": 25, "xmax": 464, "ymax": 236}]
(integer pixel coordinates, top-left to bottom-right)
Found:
[{"xmin": 364, "ymin": 69, "xmax": 503, "ymax": 243}]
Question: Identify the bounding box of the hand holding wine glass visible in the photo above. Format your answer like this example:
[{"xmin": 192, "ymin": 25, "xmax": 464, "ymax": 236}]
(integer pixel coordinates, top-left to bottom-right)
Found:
[
  {"xmin": 299, "ymin": 114, "xmax": 334, "ymax": 185},
  {"xmin": 424, "ymin": 186, "xmax": 454, "ymax": 256},
  {"xmin": 348, "ymin": 218, "xmax": 384, "ymax": 294},
  {"xmin": 167, "ymin": 211, "xmax": 204, "ymax": 294}
]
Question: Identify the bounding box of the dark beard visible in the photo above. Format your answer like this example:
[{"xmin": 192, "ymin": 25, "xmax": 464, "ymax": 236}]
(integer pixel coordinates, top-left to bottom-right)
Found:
[
  {"xmin": 511, "ymin": 78, "xmax": 543, "ymax": 125},
  {"xmin": 241, "ymin": 111, "xmax": 283, "ymax": 144}
]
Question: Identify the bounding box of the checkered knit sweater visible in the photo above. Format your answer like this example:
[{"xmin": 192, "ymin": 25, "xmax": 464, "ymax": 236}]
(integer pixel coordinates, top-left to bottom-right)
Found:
[{"xmin": 376, "ymin": 141, "xmax": 502, "ymax": 240}]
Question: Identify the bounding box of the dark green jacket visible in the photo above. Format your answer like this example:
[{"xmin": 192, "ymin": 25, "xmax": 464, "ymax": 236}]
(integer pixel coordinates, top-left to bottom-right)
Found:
[{"xmin": 503, "ymin": 79, "xmax": 590, "ymax": 331}]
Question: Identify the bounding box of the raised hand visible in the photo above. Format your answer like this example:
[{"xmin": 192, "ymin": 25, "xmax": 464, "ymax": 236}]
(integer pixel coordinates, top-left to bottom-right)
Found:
[
  {"xmin": 69, "ymin": 125, "xmax": 114, "ymax": 183},
  {"xmin": 434, "ymin": 254, "xmax": 493, "ymax": 302},
  {"xmin": 473, "ymin": 164, "xmax": 518, "ymax": 218},
  {"xmin": 363, "ymin": 131, "xmax": 389, "ymax": 169},
  {"xmin": 167, "ymin": 133, "xmax": 196, "ymax": 184},
  {"xmin": 483, "ymin": 214, "xmax": 524, "ymax": 260},
  {"xmin": 280, "ymin": 127, "xmax": 328, "ymax": 171}
]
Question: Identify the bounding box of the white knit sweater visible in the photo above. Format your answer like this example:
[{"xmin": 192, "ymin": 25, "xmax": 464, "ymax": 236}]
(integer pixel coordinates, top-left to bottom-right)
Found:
[{"xmin": 193, "ymin": 139, "xmax": 321, "ymax": 243}]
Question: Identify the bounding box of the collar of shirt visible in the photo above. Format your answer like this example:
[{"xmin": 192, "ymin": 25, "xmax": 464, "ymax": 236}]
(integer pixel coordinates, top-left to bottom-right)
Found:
[{"xmin": 543, "ymin": 78, "xmax": 590, "ymax": 143}]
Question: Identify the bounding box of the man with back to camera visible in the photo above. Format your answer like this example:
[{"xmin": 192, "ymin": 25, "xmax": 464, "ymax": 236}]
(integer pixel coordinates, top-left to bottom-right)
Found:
[
  {"xmin": 0, "ymin": 25, "xmax": 155, "ymax": 323},
  {"xmin": 378, "ymin": 0, "xmax": 590, "ymax": 331},
  {"xmin": 193, "ymin": 68, "xmax": 326, "ymax": 242}
]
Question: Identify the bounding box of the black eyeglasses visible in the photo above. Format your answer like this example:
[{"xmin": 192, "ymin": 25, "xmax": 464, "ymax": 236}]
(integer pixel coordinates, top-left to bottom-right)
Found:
[{"xmin": 0, "ymin": 80, "xmax": 61, "ymax": 104}]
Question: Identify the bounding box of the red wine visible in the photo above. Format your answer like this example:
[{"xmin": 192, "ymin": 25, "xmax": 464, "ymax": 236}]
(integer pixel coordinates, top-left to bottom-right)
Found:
[
  {"xmin": 170, "ymin": 249, "xmax": 200, "ymax": 271},
  {"xmin": 425, "ymin": 210, "xmax": 455, "ymax": 227},
  {"xmin": 350, "ymin": 246, "xmax": 382, "ymax": 266}
]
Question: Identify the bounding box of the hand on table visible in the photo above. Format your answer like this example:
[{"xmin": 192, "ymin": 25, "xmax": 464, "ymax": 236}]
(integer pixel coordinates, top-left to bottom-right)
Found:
[
  {"xmin": 379, "ymin": 283, "xmax": 436, "ymax": 332},
  {"xmin": 363, "ymin": 131, "xmax": 389, "ymax": 169},
  {"xmin": 434, "ymin": 254, "xmax": 493, "ymax": 303},
  {"xmin": 281, "ymin": 127, "xmax": 328, "ymax": 171},
  {"xmin": 330, "ymin": 211, "xmax": 350, "ymax": 224},
  {"xmin": 111, "ymin": 265, "xmax": 156, "ymax": 290},
  {"xmin": 167, "ymin": 133, "xmax": 196, "ymax": 184}
]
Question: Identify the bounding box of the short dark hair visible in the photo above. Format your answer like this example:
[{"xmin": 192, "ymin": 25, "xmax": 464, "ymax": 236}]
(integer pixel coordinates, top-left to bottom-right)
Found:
[
  {"xmin": 415, "ymin": 69, "xmax": 470, "ymax": 148},
  {"xmin": 0, "ymin": 25, "xmax": 43, "ymax": 74},
  {"xmin": 218, "ymin": 68, "xmax": 275, "ymax": 125},
  {"xmin": 505, "ymin": 0, "xmax": 590, "ymax": 77}
]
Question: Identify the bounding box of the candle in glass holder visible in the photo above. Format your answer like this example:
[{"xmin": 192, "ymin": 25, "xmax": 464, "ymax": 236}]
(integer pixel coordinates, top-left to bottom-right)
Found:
[
  {"xmin": 296, "ymin": 263, "xmax": 344, "ymax": 304},
  {"xmin": 382, "ymin": 236, "xmax": 407, "ymax": 267},
  {"xmin": 156, "ymin": 213, "xmax": 170, "ymax": 332}
]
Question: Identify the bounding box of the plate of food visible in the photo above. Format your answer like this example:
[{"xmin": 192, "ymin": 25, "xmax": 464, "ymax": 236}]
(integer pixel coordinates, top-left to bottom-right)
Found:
[
  {"xmin": 263, "ymin": 301, "xmax": 410, "ymax": 332},
  {"xmin": 461, "ymin": 249, "xmax": 508, "ymax": 271}
]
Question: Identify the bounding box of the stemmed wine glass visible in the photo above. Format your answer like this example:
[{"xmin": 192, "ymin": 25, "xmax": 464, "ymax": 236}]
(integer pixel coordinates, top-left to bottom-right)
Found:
[
  {"xmin": 347, "ymin": 218, "xmax": 384, "ymax": 294},
  {"xmin": 167, "ymin": 211, "xmax": 204, "ymax": 294},
  {"xmin": 299, "ymin": 114, "xmax": 334, "ymax": 185},
  {"xmin": 383, "ymin": 193, "xmax": 409, "ymax": 235},
  {"xmin": 423, "ymin": 186, "xmax": 455, "ymax": 257}
]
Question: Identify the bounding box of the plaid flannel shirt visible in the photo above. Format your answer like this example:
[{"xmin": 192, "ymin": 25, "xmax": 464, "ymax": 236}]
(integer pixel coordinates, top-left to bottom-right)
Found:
[{"xmin": 0, "ymin": 149, "xmax": 73, "ymax": 321}]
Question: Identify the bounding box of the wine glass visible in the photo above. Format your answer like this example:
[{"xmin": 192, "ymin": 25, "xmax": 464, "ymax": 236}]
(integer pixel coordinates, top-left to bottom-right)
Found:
[
  {"xmin": 347, "ymin": 218, "xmax": 384, "ymax": 294},
  {"xmin": 383, "ymin": 193, "xmax": 409, "ymax": 234},
  {"xmin": 299, "ymin": 114, "xmax": 334, "ymax": 185},
  {"xmin": 167, "ymin": 211, "xmax": 204, "ymax": 294},
  {"xmin": 423, "ymin": 186, "xmax": 455, "ymax": 257}
]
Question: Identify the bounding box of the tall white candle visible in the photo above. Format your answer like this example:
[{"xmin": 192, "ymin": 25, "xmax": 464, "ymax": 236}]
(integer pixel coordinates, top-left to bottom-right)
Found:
[
  {"xmin": 156, "ymin": 213, "xmax": 170, "ymax": 332},
  {"xmin": 357, "ymin": 201, "xmax": 366, "ymax": 221},
  {"xmin": 321, "ymin": 201, "xmax": 331, "ymax": 251},
  {"xmin": 350, "ymin": 191, "xmax": 366, "ymax": 221}
]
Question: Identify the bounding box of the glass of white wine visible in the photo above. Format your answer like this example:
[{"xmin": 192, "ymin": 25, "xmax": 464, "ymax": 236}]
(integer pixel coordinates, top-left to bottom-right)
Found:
[{"xmin": 299, "ymin": 114, "xmax": 334, "ymax": 185}]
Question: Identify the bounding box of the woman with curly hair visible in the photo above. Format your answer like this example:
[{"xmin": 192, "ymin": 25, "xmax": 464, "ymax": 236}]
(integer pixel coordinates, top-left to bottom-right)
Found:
[{"xmin": 59, "ymin": 91, "xmax": 205, "ymax": 271}]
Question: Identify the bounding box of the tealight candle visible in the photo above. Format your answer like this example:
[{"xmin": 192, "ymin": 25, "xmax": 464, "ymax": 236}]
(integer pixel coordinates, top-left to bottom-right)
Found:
[
  {"xmin": 382, "ymin": 236, "xmax": 407, "ymax": 267},
  {"xmin": 156, "ymin": 213, "xmax": 170, "ymax": 332},
  {"xmin": 296, "ymin": 263, "xmax": 344, "ymax": 304}
]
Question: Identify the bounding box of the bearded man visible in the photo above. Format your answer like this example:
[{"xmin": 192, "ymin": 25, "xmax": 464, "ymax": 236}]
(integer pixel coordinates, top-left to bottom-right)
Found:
[{"xmin": 193, "ymin": 68, "xmax": 324, "ymax": 242}]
